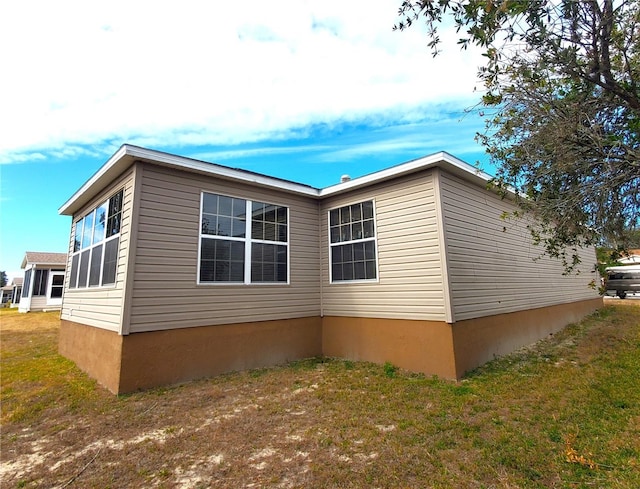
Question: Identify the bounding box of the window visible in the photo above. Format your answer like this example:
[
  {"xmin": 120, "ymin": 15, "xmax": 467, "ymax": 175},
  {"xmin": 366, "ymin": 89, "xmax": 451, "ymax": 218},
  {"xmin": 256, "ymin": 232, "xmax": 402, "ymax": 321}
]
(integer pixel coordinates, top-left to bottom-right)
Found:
[
  {"xmin": 69, "ymin": 189, "xmax": 123, "ymax": 289},
  {"xmin": 329, "ymin": 200, "xmax": 378, "ymax": 282},
  {"xmin": 199, "ymin": 192, "xmax": 288, "ymax": 284},
  {"xmin": 22, "ymin": 269, "xmax": 32, "ymax": 298},
  {"xmin": 32, "ymin": 269, "xmax": 49, "ymax": 296}
]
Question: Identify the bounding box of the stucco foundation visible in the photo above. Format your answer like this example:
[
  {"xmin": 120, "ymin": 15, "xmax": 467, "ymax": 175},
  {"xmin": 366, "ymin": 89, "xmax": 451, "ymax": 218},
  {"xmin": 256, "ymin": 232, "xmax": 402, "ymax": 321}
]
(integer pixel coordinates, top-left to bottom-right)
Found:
[
  {"xmin": 322, "ymin": 316, "xmax": 458, "ymax": 378},
  {"xmin": 60, "ymin": 298, "xmax": 602, "ymax": 393},
  {"xmin": 59, "ymin": 320, "xmax": 124, "ymax": 394},
  {"xmin": 322, "ymin": 298, "xmax": 602, "ymax": 380},
  {"xmin": 60, "ymin": 317, "xmax": 322, "ymax": 394},
  {"xmin": 451, "ymin": 297, "xmax": 603, "ymax": 377}
]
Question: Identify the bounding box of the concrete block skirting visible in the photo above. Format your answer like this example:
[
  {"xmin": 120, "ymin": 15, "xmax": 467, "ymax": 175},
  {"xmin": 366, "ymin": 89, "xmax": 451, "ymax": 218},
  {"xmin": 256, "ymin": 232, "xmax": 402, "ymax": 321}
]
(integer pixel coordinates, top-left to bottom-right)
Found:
[{"xmin": 60, "ymin": 298, "xmax": 602, "ymax": 393}]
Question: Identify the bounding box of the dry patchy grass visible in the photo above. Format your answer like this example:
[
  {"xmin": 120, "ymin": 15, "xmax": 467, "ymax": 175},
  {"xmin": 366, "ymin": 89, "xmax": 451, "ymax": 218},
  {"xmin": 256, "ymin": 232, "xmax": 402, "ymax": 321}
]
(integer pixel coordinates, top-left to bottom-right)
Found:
[{"xmin": 1, "ymin": 302, "xmax": 639, "ymax": 488}]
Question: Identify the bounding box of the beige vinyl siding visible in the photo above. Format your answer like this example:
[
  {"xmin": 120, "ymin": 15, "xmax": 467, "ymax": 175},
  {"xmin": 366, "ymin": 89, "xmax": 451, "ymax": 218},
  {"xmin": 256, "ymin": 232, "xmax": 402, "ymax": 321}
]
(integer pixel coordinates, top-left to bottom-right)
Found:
[
  {"xmin": 439, "ymin": 171, "xmax": 600, "ymax": 321},
  {"xmin": 127, "ymin": 164, "xmax": 321, "ymax": 333},
  {"xmin": 320, "ymin": 171, "xmax": 447, "ymax": 321},
  {"xmin": 61, "ymin": 168, "xmax": 135, "ymax": 332}
]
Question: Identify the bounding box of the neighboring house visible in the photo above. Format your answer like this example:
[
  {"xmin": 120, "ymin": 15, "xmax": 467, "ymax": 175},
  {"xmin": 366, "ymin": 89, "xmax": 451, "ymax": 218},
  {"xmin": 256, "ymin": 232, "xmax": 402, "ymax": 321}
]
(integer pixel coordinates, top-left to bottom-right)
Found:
[
  {"xmin": 9, "ymin": 277, "xmax": 23, "ymax": 308},
  {"xmin": 58, "ymin": 144, "xmax": 602, "ymax": 394},
  {"xmin": 0, "ymin": 285, "xmax": 12, "ymax": 306},
  {"xmin": 19, "ymin": 252, "xmax": 67, "ymax": 312}
]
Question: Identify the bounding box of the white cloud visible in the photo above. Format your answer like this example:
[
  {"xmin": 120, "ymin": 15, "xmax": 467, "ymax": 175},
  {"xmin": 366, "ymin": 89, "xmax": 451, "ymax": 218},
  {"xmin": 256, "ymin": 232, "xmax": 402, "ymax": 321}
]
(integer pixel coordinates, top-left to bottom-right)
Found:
[{"xmin": 0, "ymin": 0, "xmax": 484, "ymax": 163}]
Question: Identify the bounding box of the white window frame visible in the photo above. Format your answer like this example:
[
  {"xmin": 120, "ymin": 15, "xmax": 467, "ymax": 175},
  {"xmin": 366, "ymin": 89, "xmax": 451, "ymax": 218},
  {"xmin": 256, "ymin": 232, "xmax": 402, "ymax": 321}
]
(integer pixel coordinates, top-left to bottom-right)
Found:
[
  {"xmin": 197, "ymin": 191, "xmax": 290, "ymax": 285},
  {"xmin": 328, "ymin": 199, "xmax": 379, "ymax": 284}
]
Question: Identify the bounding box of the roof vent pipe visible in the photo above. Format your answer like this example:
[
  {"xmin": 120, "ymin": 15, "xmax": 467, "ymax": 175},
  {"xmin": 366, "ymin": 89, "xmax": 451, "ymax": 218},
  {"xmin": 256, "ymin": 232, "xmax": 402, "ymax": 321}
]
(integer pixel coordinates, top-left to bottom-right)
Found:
[{"xmin": 340, "ymin": 174, "xmax": 351, "ymax": 183}]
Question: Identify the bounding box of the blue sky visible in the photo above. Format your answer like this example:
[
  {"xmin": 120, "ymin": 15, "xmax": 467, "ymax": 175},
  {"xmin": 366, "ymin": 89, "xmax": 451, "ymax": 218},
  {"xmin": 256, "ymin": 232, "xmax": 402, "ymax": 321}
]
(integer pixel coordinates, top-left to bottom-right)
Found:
[{"xmin": 0, "ymin": 0, "xmax": 490, "ymax": 280}]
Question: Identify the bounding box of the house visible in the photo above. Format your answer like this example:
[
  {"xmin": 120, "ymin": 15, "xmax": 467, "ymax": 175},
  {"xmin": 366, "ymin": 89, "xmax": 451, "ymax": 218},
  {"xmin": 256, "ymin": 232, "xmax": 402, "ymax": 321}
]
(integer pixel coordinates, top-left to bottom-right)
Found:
[
  {"xmin": 19, "ymin": 252, "xmax": 67, "ymax": 312},
  {"xmin": 9, "ymin": 277, "xmax": 23, "ymax": 308},
  {"xmin": 1, "ymin": 285, "xmax": 12, "ymax": 306},
  {"xmin": 58, "ymin": 144, "xmax": 602, "ymax": 394}
]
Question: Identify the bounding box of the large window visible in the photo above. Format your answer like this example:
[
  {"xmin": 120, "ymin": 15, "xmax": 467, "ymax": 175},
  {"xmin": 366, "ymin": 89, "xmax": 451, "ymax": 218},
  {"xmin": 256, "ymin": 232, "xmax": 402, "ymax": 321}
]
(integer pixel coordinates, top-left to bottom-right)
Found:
[
  {"xmin": 199, "ymin": 192, "xmax": 288, "ymax": 284},
  {"xmin": 68, "ymin": 189, "xmax": 123, "ymax": 289},
  {"xmin": 329, "ymin": 200, "xmax": 378, "ymax": 282}
]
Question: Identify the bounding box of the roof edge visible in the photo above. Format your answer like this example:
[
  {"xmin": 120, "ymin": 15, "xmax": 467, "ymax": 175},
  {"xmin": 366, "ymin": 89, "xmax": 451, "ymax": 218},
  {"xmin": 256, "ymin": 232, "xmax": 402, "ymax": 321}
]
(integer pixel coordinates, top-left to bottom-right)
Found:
[{"xmin": 59, "ymin": 145, "xmax": 497, "ymax": 217}]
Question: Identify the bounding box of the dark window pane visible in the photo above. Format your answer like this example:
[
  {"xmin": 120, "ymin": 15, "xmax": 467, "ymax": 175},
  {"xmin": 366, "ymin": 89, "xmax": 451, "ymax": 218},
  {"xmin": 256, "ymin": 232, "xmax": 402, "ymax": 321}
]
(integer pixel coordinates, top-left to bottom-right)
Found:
[
  {"xmin": 252, "ymin": 221, "xmax": 264, "ymax": 240},
  {"xmin": 354, "ymin": 243, "xmax": 365, "ymax": 261},
  {"xmin": 230, "ymin": 241, "xmax": 245, "ymax": 261},
  {"xmin": 201, "ymin": 238, "xmax": 215, "ymax": 259},
  {"xmin": 251, "ymin": 262, "xmax": 262, "ymax": 282},
  {"xmin": 363, "ymin": 220, "xmax": 375, "ymax": 238},
  {"xmin": 362, "ymin": 200, "xmax": 374, "ymax": 219},
  {"xmin": 263, "ymin": 262, "xmax": 275, "ymax": 281},
  {"xmin": 217, "ymin": 216, "xmax": 232, "ymax": 236},
  {"xmin": 343, "ymin": 263, "xmax": 354, "ymax": 281},
  {"xmin": 366, "ymin": 260, "xmax": 377, "ymax": 279},
  {"xmin": 230, "ymin": 262, "xmax": 244, "ymax": 282},
  {"xmin": 330, "ymin": 227, "xmax": 340, "ymax": 243},
  {"xmin": 232, "ymin": 218, "xmax": 246, "ymax": 238},
  {"xmin": 202, "ymin": 215, "xmax": 217, "ymax": 235},
  {"xmin": 103, "ymin": 238, "xmax": 119, "ymax": 285},
  {"xmin": 202, "ymin": 193, "xmax": 218, "ymax": 214},
  {"xmin": 340, "ymin": 207, "xmax": 351, "ymax": 224},
  {"xmin": 331, "ymin": 246, "xmax": 342, "ymax": 263},
  {"xmin": 232, "ymin": 198, "xmax": 245, "ymax": 218},
  {"xmin": 351, "ymin": 222, "xmax": 363, "ymax": 240},
  {"xmin": 107, "ymin": 213, "xmax": 121, "ymax": 237},
  {"xmin": 264, "ymin": 206, "xmax": 276, "ymax": 223},
  {"xmin": 89, "ymin": 244, "xmax": 103, "ymax": 286},
  {"xmin": 216, "ymin": 240, "xmax": 231, "ymax": 260},
  {"xmin": 78, "ymin": 250, "xmax": 90, "ymax": 288},
  {"xmin": 277, "ymin": 263, "xmax": 287, "ymax": 281},
  {"xmin": 277, "ymin": 207, "xmax": 287, "ymax": 224},
  {"xmin": 354, "ymin": 261, "xmax": 366, "ymax": 280},
  {"xmin": 332, "ymin": 263, "xmax": 342, "ymax": 281},
  {"xmin": 277, "ymin": 224, "xmax": 287, "ymax": 242},
  {"xmin": 69, "ymin": 254, "xmax": 79, "ymax": 288},
  {"xmin": 264, "ymin": 222, "xmax": 276, "ymax": 241},
  {"xmin": 218, "ymin": 196, "xmax": 232, "ymax": 216},
  {"xmin": 109, "ymin": 190, "xmax": 123, "ymax": 214},
  {"xmin": 200, "ymin": 259, "xmax": 214, "ymax": 282},
  {"xmin": 340, "ymin": 224, "xmax": 351, "ymax": 242},
  {"xmin": 276, "ymin": 246, "xmax": 287, "ymax": 264},
  {"xmin": 344, "ymin": 243, "xmax": 354, "ymax": 262},
  {"xmin": 252, "ymin": 201, "xmax": 264, "ymax": 221},
  {"xmin": 215, "ymin": 261, "xmax": 230, "ymax": 281},
  {"xmin": 351, "ymin": 203, "xmax": 362, "ymax": 221},
  {"xmin": 107, "ymin": 190, "xmax": 123, "ymax": 237},
  {"xmin": 329, "ymin": 209, "xmax": 339, "ymax": 226},
  {"xmin": 365, "ymin": 241, "xmax": 376, "ymax": 259}
]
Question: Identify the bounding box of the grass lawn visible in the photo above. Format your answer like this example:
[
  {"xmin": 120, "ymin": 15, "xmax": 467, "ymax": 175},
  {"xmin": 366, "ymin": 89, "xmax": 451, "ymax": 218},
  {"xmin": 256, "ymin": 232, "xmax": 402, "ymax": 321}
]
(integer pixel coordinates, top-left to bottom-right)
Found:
[{"xmin": 1, "ymin": 302, "xmax": 639, "ymax": 488}]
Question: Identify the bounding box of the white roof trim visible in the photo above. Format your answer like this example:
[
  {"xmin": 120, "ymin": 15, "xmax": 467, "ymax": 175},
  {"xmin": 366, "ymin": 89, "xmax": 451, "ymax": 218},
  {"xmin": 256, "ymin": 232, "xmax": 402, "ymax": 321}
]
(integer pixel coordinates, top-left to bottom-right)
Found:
[
  {"xmin": 320, "ymin": 151, "xmax": 492, "ymax": 196},
  {"xmin": 59, "ymin": 145, "xmax": 495, "ymax": 216}
]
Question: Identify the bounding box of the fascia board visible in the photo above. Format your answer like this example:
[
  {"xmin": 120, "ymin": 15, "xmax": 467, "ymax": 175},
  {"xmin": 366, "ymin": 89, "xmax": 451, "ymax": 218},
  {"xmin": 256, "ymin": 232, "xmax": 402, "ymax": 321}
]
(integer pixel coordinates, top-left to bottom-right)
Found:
[
  {"xmin": 59, "ymin": 144, "xmax": 320, "ymax": 216},
  {"xmin": 58, "ymin": 145, "xmax": 132, "ymax": 216},
  {"xmin": 319, "ymin": 151, "xmax": 494, "ymax": 197},
  {"xmin": 59, "ymin": 145, "xmax": 504, "ymax": 217},
  {"xmin": 123, "ymin": 145, "xmax": 320, "ymax": 197}
]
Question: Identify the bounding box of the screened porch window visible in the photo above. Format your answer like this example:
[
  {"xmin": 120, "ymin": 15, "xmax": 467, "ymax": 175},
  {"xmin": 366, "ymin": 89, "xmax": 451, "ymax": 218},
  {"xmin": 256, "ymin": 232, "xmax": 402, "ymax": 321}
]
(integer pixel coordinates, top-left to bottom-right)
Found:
[{"xmin": 68, "ymin": 189, "xmax": 123, "ymax": 289}]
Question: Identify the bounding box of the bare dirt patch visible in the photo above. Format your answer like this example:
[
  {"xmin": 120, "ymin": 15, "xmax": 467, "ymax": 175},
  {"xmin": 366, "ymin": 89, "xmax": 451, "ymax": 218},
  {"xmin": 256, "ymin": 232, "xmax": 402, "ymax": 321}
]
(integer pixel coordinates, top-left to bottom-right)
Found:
[{"xmin": 2, "ymin": 303, "xmax": 639, "ymax": 488}]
